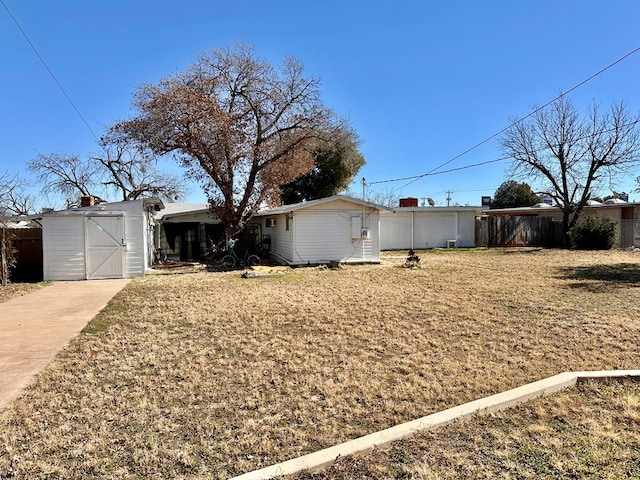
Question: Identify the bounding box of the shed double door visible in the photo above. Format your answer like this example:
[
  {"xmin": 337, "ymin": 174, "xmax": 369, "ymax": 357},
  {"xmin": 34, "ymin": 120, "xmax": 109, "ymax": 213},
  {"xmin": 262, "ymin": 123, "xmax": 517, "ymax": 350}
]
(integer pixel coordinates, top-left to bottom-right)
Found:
[{"xmin": 85, "ymin": 215, "xmax": 126, "ymax": 279}]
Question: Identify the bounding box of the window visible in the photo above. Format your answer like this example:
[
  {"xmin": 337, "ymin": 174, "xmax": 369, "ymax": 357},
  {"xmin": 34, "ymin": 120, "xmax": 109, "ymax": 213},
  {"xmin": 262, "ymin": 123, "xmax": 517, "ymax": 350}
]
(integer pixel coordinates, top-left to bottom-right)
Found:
[{"xmin": 266, "ymin": 218, "xmax": 277, "ymax": 228}]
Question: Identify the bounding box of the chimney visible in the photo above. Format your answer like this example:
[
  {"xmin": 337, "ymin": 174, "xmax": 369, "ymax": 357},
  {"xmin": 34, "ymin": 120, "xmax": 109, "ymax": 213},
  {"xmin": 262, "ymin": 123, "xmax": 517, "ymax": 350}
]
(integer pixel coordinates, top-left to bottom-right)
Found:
[
  {"xmin": 80, "ymin": 196, "xmax": 95, "ymax": 207},
  {"xmin": 399, "ymin": 197, "xmax": 418, "ymax": 207}
]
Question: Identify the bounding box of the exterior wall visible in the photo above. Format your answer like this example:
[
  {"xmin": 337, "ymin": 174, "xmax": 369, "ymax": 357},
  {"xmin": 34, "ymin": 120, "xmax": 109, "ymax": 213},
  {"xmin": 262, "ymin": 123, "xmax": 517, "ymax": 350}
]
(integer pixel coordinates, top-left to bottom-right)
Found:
[
  {"xmin": 380, "ymin": 209, "xmax": 478, "ymax": 250},
  {"xmin": 260, "ymin": 214, "xmax": 294, "ymax": 262},
  {"xmin": 259, "ymin": 201, "xmax": 380, "ymax": 264},
  {"xmin": 121, "ymin": 203, "xmax": 148, "ymax": 277},
  {"xmin": 291, "ymin": 206, "xmax": 380, "ymax": 264},
  {"xmin": 42, "ymin": 216, "xmax": 86, "ymax": 281},
  {"xmin": 41, "ymin": 199, "xmax": 153, "ymax": 280}
]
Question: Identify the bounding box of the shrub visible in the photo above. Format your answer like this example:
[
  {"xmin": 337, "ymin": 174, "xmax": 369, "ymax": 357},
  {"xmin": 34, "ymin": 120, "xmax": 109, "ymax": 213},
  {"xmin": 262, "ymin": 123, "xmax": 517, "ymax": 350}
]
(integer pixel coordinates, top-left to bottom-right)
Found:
[{"xmin": 570, "ymin": 216, "xmax": 617, "ymax": 250}]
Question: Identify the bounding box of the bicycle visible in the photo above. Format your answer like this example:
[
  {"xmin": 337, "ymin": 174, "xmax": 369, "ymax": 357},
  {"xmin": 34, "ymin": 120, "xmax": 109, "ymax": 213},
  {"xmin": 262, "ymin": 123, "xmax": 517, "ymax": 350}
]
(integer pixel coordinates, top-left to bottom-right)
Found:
[{"xmin": 221, "ymin": 239, "xmax": 261, "ymax": 269}]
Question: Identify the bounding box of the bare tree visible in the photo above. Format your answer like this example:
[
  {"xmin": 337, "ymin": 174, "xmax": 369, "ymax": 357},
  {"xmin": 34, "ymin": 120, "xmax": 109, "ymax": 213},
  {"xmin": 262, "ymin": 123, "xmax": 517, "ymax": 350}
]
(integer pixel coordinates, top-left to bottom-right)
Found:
[
  {"xmin": 365, "ymin": 186, "xmax": 401, "ymax": 208},
  {"xmin": 500, "ymin": 97, "xmax": 640, "ymax": 246},
  {"xmin": 115, "ymin": 43, "xmax": 346, "ymax": 236},
  {"xmin": 28, "ymin": 139, "xmax": 187, "ymax": 206},
  {"xmin": 0, "ymin": 172, "xmax": 31, "ymax": 286},
  {"xmin": 28, "ymin": 153, "xmax": 98, "ymax": 206},
  {"xmin": 96, "ymin": 133, "xmax": 186, "ymax": 201}
]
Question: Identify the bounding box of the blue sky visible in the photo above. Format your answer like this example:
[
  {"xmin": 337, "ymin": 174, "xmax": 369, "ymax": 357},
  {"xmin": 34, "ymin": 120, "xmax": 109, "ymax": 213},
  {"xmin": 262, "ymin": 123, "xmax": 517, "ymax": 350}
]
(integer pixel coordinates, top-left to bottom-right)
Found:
[{"xmin": 1, "ymin": 0, "xmax": 639, "ymax": 208}]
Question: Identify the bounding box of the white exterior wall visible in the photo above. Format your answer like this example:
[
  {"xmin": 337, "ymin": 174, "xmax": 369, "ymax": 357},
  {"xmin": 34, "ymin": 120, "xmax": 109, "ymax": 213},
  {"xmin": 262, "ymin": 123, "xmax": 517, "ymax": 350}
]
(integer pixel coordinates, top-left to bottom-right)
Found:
[
  {"xmin": 260, "ymin": 199, "xmax": 380, "ymax": 264},
  {"xmin": 41, "ymin": 200, "xmax": 153, "ymax": 281},
  {"xmin": 380, "ymin": 209, "xmax": 478, "ymax": 250},
  {"xmin": 292, "ymin": 201, "xmax": 379, "ymax": 264},
  {"xmin": 42, "ymin": 216, "xmax": 86, "ymax": 281},
  {"xmin": 120, "ymin": 202, "xmax": 148, "ymax": 277},
  {"xmin": 261, "ymin": 214, "xmax": 294, "ymax": 262}
]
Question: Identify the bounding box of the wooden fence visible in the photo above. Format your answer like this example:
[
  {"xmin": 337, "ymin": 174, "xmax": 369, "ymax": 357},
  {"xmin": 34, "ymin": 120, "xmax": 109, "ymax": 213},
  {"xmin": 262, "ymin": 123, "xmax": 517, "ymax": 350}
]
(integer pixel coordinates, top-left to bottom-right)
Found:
[
  {"xmin": 476, "ymin": 216, "xmax": 562, "ymax": 248},
  {"xmin": 10, "ymin": 228, "xmax": 43, "ymax": 282}
]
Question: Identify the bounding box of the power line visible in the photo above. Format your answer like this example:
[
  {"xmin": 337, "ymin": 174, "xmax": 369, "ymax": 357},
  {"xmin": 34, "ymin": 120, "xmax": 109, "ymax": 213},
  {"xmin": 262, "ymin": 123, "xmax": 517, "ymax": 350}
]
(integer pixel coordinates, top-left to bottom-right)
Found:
[
  {"xmin": 1, "ymin": 0, "xmax": 99, "ymax": 142},
  {"xmin": 368, "ymin": 45, "xmax": 640, "ymax": 192},
  {"xmin": 369, "ymin": 156, "xmax": 511, "ymax": 186}
]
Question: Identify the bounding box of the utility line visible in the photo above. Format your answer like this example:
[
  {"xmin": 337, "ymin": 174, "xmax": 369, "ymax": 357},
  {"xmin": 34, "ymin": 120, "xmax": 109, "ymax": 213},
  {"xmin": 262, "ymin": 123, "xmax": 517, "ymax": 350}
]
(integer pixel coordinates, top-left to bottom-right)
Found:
[
  {"xmin": 369, "ymin": 156, "xmax": 511, "ymax": 185},
  {"xmin": 1, "ymin": 0, "xmax": 99, "ymax": 142},
  {"xmin": 374, "ymin": 116, "xmax": 640, "ymax": 194},
  {"xmin": 368, "ymin": 45, "xmax": 640, "ymax": 192}
]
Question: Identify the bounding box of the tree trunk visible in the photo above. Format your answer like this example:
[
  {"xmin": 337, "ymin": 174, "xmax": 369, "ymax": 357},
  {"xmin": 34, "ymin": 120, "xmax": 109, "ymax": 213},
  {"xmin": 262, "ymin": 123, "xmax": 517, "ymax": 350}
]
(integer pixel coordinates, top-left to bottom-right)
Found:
[
  {"xmin": 1, "ymin": 226, "xmax": 8, "ymax": 287},
  {"xmin": 561, "ymin": 210, "xmax": 572, "ymax": 248}
]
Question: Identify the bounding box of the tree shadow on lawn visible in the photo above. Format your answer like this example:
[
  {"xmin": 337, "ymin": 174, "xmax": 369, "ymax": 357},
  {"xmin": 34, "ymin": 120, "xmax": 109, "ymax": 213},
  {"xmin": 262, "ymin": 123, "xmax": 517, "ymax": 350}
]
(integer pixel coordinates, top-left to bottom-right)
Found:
[{"xmin": 556, "ymin": 262, "xmax": 640, "ymax": 290}]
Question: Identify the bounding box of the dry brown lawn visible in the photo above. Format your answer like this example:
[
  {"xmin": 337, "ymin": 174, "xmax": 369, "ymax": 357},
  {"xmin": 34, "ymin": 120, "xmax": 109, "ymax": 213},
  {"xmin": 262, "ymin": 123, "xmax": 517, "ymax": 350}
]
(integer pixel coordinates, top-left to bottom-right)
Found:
[
  {"xmin": 0, "ymin": 281, "xmax": 50, "ymax": 303},
  {"xmin": 293, "ymin": 378, "xmax": 640, "ymax": 479},
  {"xmin": 0, "ymin": 249, "xmax": 638, "ymax": 479}
]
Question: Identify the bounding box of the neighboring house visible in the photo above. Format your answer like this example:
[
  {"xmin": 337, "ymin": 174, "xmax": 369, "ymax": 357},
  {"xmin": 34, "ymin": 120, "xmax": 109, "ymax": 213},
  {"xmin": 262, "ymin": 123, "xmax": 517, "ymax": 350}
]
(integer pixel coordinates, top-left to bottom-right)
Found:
[
  {"xmin": 379, "ymin": 204, "xmax": 482, "ymax": 250},
  {"xmin": 486, "ymin": 199, "xmax": 640, "ymax": 248},
  {"xmin": 253, "ymin": 195, "xmax": 383, "ymax": 265},
  {"xmin": 154, "ymin": 203, "xmax": 224, "ymax": 261},
  {"xmin": 39, "ymin": 198, "xmax": 164, "ymax": 281}
]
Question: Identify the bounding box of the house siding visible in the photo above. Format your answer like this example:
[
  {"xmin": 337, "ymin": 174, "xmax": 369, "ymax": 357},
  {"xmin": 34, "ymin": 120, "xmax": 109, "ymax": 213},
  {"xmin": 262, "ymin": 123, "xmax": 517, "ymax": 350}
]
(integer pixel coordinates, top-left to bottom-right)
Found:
[
  {"xmin": 380, "ymin": 209, "xmax": 478, "ymax": 250},
  {"xmin": 256, "ymin": 196, "xmax": 382, "ymax": 265},
  {"xmin": 41, "ymin": 199, "xmax": 158, "ymax": 281},
  {"xmin": 123, "ymin": 206, "xmax": 147, "ymax": 277},
  {"xmin": 293, "ymin": 208, "xmax": 379, "ymax": 264},
  {"xmin": 262, "ymin": 214, "xmax": 294, "ymax": 262},
  {"xmin": 42, "ymin": 216, "xmax": 86, "ymax": 281}
]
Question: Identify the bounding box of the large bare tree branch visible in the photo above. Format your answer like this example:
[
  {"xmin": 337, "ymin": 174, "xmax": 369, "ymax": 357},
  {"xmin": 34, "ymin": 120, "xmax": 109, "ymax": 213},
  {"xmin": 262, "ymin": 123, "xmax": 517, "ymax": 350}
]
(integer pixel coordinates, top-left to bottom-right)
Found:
[
  {"xmin": 114, "ymin": 43, "xmax": 346, "ymax": 236},
  {"xmin": 500, "ymin": 97, "xmax": 640, "ymax": 246}
]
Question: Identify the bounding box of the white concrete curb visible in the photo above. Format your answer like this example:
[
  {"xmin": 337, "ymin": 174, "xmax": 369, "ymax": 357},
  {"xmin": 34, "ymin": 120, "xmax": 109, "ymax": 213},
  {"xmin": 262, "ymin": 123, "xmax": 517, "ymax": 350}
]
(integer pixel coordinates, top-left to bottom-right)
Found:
[{"xmin": 231, "ymin": 370, "xmax": 640, "ymax": 480}]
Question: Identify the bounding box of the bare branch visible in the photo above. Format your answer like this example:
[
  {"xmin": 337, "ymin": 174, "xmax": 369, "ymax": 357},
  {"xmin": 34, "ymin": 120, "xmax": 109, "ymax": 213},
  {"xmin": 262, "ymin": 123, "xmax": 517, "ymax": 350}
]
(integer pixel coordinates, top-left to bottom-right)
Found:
[
  {"xmin": 115, "ymin": 43, "xmax": 346, "ymax": 236},
  {"xmin": 500, "ymin": 97, "xmax": 640, "ymax": 246}
]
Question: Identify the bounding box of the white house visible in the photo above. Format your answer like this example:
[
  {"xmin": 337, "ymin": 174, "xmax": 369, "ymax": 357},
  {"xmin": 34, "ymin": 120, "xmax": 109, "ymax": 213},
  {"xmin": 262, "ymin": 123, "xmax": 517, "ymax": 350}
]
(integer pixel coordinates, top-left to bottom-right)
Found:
[
  {"xmin": 40, "ymin": 198, "xmax": 164, "ymax": 280},
  {"xmin": 253, "ymin": 195, "xmax": 383, "ymax": 265},
  {"xmin": 380, "ymin": 206, "xmax": 482, "ymax": 250}
]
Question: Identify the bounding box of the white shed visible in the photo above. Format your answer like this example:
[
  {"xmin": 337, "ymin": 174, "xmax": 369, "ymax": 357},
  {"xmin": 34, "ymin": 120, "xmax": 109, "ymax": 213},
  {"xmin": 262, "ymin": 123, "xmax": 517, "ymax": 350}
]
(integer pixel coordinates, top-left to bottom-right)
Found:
[
  {"xmin": 40, "ymin": 198, "xmax": 164, "ymax": 280},
  {"xmin": 380, "ymin": 206, "xmax": 481, "ymax": 250},
  {"xmin": 254, "ymin": 195, "xmax": 383, "ymax": 265}
]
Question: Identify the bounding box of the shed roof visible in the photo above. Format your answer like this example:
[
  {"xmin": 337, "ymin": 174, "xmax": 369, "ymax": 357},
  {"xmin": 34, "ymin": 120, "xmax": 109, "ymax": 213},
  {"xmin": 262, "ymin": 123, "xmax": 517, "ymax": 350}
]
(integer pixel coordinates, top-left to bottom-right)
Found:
[
  {"xmin": 38, "ymin": 198, "xmax": 165, "ymax": 217},
  {"xmin": 255, "ymin": 195, "xmax": 387, "ymax": 216}
]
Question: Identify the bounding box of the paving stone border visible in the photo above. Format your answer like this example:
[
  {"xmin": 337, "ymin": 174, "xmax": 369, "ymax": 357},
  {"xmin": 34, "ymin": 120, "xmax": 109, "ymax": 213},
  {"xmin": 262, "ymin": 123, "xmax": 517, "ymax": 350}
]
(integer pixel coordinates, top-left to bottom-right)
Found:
[{"xmin": 231, "ymin": 369, "xmax": 640, "ymax": 480}]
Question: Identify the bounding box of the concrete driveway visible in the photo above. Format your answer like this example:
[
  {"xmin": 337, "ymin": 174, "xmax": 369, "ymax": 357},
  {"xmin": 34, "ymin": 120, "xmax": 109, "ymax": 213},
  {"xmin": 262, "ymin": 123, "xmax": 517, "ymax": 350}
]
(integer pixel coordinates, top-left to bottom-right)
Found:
[{"xmin": 0, "ymin": 279, "xmax": 130, "ymax": 412}]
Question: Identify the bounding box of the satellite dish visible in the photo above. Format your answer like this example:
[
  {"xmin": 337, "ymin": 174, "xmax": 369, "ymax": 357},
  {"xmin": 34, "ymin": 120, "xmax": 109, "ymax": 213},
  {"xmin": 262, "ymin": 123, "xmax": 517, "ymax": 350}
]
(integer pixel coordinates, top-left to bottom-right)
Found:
[{"xmin": 427, "ymin": 197, "xmax": 435, "ymax": 206}]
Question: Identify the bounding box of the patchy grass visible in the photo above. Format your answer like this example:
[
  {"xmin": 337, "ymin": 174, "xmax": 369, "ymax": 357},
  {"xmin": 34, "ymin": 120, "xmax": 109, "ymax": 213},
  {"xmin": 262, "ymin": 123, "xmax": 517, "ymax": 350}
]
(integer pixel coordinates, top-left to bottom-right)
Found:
[
  {"xmin": 0, "ymin": 249, "xmax": 639, "ymax": 479},
  {"xmin": 293, "ymin": 378, "xmax": 640, "ymax": 479},
  {"xmin": 0, "ymin": 281, "xmax": 51, "ymax": 303}
]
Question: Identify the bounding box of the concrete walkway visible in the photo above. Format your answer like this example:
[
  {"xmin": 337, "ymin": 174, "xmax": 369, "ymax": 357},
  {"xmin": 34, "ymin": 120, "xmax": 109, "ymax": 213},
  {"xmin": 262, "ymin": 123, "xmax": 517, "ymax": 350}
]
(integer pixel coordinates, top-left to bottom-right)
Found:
[{"xmin": 0, "ymin": 279, "xmax": 130, "ymax": 412}]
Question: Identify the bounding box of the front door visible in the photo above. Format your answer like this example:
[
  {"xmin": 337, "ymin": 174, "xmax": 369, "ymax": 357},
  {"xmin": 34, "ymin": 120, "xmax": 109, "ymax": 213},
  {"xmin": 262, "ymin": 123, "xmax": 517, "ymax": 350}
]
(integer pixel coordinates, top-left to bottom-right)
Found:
[{"xmin": 85, "ymin": 215, "xmax": 125, "ymax": 279}]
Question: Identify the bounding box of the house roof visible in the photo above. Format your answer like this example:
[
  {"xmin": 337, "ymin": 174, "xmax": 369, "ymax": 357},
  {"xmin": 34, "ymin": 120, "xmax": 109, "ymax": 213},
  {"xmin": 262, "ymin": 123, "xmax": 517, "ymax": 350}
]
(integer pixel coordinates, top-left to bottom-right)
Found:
[
  {"xmin": 254, "ymin": 194, "xmax": 388, "ymax": 216},
  {"xmin": 385, "ymin": 205, "xmax": 483, "ymax": 214},
  {"xmin": 155, "ymin": 203, "xmax": 210, "ymax": 220},
  {"xmin": 485, "ymin": 200, "xmax": 639, "ymax": 215},
  {"xmin": 37, "ymin": 198, "xmax": 165, "ymax": 217},
  {"xmin": 1, "ymin": 219, "xmax": 39, "ymax": 229}
]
